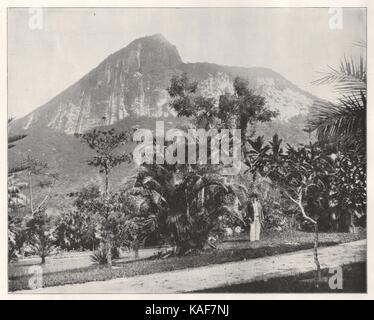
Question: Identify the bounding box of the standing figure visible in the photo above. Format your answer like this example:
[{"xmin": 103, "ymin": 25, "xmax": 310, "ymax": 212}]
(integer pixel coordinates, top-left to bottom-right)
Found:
[{"xmin": 247, "ymin": 193, "xmax": 264, "ymax": 241}]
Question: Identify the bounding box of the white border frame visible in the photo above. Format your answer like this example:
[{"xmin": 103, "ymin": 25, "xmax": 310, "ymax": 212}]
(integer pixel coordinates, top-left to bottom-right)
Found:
[{"xmin": 0, "ymin": 0, "xmax": 371, "ymax": 300}]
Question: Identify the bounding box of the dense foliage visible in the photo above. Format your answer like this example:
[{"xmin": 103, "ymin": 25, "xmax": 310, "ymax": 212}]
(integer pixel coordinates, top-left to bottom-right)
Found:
[{"xmin": 8, "ymin": 64, "xmax": 366, "ymax": 267}]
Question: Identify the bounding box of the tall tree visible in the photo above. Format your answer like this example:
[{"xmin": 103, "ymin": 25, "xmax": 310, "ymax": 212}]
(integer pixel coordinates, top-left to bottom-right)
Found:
[
  {"xmin": 19, "ymin": 155, "xmax": 58, "ymax": 215},
  {"xmin": 267, "ymin": 143, "xmax": 335, "ymax": 284},
  {"xmin": 78, "ymin": 128, "xmax": 132, "ymax": 194},
  {"xmin": 168, "ymin": 73, "xmax": 278, "ymax": 137},
  {"xmin": 26, "ymin": 211, "xmax": 56, "ymax": 264},
  {"xmin": 77, "ymin": 129, "xmax": 132, "ymax": 265},
  {"xmin": 167, "ymin": 74, "xmax": 277, "ymax": 206},
  {"xmin": 167, "ymin": 73, "xmax": 218, "ymax": 130},
  {"xmin": 219, "ymin": 77, "xmax": 278, "ymax": 146}
]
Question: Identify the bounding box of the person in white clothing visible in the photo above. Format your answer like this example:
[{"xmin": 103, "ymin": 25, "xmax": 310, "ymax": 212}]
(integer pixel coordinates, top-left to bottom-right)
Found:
[{"xmin": 246, "ymin": 193, "xmax": 264, "ymax": 241}]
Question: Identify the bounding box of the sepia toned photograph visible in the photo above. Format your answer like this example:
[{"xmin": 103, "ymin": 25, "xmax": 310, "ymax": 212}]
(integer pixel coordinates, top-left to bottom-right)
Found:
[{"xmin": 7, "ymin": 6, "xmax": 367, "ymax": 294}]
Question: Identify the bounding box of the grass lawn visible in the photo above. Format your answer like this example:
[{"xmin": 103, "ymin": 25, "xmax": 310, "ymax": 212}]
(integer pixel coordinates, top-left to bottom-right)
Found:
[
  {"xmin": 8, "ymin": 230, "xmax": 365, "ymax": 292},
  {"xmin": 197, "ymin": 262, "xmax": 366, "ymax": 293}
]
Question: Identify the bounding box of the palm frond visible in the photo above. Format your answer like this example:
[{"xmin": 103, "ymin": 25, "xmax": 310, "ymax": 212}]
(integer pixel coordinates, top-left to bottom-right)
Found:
[
  {"xmin": 312, "ymin": 55, "xmax": 366, "ymax": 96},
  {"xmin": 308, "ymin": 96, "xmax": 366, "ymax": 145},
  {"xmin": 189, "ymin": 177, "xmax": 228, "ymax": 203}
]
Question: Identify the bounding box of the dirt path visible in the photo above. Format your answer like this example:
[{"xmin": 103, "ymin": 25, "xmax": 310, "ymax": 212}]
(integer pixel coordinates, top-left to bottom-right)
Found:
[{"xmin": 17, "ymin": 239, "xmax": 366, "ymax": 294}]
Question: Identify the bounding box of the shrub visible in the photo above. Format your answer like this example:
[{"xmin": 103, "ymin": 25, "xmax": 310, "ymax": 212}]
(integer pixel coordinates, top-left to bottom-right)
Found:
[
  {"xmin": 90, "ymin": 244, "xmax": 110, "ymax": 265},
  {"xmin": 55, "ymin": 210, "xmax": 99, "ymax": 251},
  {"xmin": 8, "ymin": 216, "xmax": 27, "ymax": 262},
  {"xmin": 26, "ymin": 211, "xmax": 57, "ymax": 264}
]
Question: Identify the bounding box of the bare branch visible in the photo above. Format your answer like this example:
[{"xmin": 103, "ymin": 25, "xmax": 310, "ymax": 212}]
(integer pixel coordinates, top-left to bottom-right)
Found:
[{"xmin": 284, "ymin": 190, "xmax": 317, "ymax": 225}]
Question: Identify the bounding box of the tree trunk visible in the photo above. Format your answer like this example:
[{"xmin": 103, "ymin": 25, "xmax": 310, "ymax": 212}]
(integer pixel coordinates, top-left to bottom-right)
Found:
[
  {"xmin": 106, "ymin": 241, "xmax": 112, "ymax": 267},
  {"xmin": 200, "ymin": 187, "xmax": 205, "ymax": 207},
  {"xmin": 29, "ymin": 173, "xmax": 34, "ymax": 213},
  {"xmin": 134, "ymin": 247, "xmax": 139, "ymax": 259},
  {"xmin": 41, "ymin": 256, "xmax": 46, "ymax": 264},
  {"xmin": 290, "ymin": 213, "xmax": 295, "ymax": 234},
  {"xmin": 313, "ymin": 222, "xmax": 322, "ymax": 285},
  {"xmin": 287, "ymin": 192, "xmax": 321, "ymax": 286},
  {"xmin": 21, "ymin": 246, "xmax": 25, "ymax": 259},
  {"xmin": 240, "ymin": 117, "xmax": 248, "ymax": 155},
  {"xmin": 348, "ymin": 209, "xmax": 356, "ymax": 233},
  {"xmin": 133, "ymin": 237, "xmax": 140, "ymax": 259},
  {"xmin": 105, "ymin": 171, "xmax": 109, "ymax": 195},
  {"xmin": 107, "ymin": 252, "xmax": 112, "ymax": 266}
]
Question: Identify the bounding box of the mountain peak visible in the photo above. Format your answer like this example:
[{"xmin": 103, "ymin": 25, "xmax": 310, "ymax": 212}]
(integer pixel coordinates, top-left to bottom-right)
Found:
[
  {"xmin": 115, "ymin": 33, "xmax": 182, "ymax": 68},
  {"xmin": 142, "ymin": 33, "xmax": 170, "ymax": 43},
  {"xmin": 11, "ymin": 33, "xmax": 318, "ymax": 136}
]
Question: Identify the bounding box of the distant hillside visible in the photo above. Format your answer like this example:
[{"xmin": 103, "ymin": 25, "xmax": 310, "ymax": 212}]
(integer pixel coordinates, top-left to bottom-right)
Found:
[
  {"xmin": 9, "ymin": 33, "xmax": 318, "ymax": 135},
  {"xmin": 8, "ymin": 33, "xmax": 319, "ymax": 212}
]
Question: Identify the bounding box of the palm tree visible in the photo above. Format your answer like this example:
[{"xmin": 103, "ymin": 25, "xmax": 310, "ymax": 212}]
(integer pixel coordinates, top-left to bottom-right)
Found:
[
  {"xmin": 125, "ymin": 163, "xmax": 243, "ymax": 255},
  {"xmin": 308, "ymin": 50, "xmax": 366, "ymax": 154}
]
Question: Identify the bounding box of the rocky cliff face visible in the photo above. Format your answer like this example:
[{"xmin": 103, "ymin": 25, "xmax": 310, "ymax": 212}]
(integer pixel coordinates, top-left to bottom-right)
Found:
[
  {"xmin": 8, "ymin": 33, "xmax": 320, "ymax": 209},
  {"xmin": 10, "ymin": 33, "xmax": 317, "ymax": 135}
]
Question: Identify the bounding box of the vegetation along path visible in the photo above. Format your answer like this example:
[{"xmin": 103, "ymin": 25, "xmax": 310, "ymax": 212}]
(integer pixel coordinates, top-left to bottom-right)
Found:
[{"xmin": 19, "ymin": 239, "xmax": 366, "ymax": 294}]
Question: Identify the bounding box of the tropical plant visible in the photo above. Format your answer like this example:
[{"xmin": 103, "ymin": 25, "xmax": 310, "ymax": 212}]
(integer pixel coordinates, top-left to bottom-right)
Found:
[
  {"xmin": 76, "ymin": 191, "xmax": 116, "ymax": 265},
  {"xmin": 329, "ymin": 148, "xmax": 366, "ymax": 232},
  {"xmin": 126, "ymin": 163, "xmax": 241, "ymax": 255},
  {"xmin": 90, "ymin": 244, "xmax": 110, "ymax": 265},
  {"xmin": 268, "ymin": 134, "xmax": 284, "ymax": 160},
  {"xmin": 262, "ymin": 141, "xmax": 344, "ymax": 284},
  {"xmin": 307, "ymin": 46, "xmax": 367, "ymax": 234},
  {"xmin": 243, "ymin": 134, "xmax": 287, "ymax": 182},
  {"xmin": 309, "ymin": 50, "xmax": 366, "ymax": 154},
  {"xmin": 243, "ymin": 135, "xmax": 270, "ymax": 177},
  {"xmin": 72, "ymin": 185, "xmax": 139, "ymax": 265},
  {"xmin": 116, "ymin": 214, "xmax": 158, "ymax": 258},
  {"xmin": 75, "ymin": 128, "xmax": 133, "ymax": 265},
  {"xmin": 159, "ymin": 74, "xmax": 272, "ymax": 251}
]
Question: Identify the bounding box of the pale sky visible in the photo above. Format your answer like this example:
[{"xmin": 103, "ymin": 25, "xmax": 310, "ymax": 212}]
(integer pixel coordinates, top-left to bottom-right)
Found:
[{"xmin": 8, "ymin": 7, "xmax": 366, "ymax": 118}]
